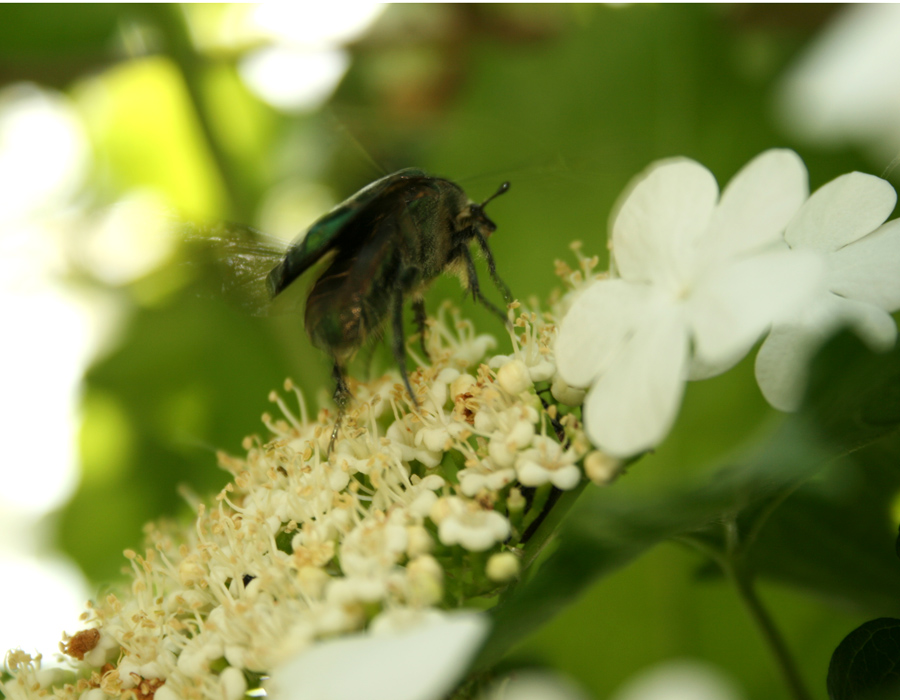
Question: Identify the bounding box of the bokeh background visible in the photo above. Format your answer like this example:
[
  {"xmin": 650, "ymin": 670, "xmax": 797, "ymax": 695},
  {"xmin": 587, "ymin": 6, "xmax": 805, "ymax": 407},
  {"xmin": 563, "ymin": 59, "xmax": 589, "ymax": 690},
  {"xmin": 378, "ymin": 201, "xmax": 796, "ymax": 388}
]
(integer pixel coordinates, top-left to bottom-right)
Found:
[{"xmin": 2, "ymin": 4, "xmax": 898, "ymax": 699}]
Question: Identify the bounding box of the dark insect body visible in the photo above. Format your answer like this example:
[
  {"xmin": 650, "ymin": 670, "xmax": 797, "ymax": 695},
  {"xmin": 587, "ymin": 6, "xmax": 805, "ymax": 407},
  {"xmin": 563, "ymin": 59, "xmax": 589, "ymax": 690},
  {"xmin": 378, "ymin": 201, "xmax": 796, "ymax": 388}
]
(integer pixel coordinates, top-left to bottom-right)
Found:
[{"xmin": 205, "ymin": 168, "xmax": 513, "ymax": 449}]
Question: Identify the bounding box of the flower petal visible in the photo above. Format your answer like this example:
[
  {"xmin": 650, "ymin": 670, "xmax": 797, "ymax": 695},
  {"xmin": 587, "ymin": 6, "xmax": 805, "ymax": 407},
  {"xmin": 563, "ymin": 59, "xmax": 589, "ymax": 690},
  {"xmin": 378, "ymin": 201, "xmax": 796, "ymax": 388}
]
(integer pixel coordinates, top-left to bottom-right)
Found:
[
  {"xmin": 828, "ymin": 218, "xmax": 900, "ymax": 310},
  {"xmin": 754, "ymin": 323, "xmax": 822, "ymax": 412},
  {"xmin": 687, "ymin": 248, "xmax": 825, "ymax": 376},
  {"xmin": 582, "ymin": 312, "xmax": 689, "ymax": 457},
  {"xmin": 556, "ymin": 279, "xmax": 658, "ymax": 388},
  {"xmin": 610, "ymin": 158, "xmax": 718, "ymax": 287},
  {"xmin": 842, "ymin": 297, "xmax": 898, "ymax": 351},
  {"xmin": 785, "ymin": 172, "xmax": 897, "ymax": 252},
  {"xmin": 756, "ymin": 293, "xmax": 898, "ymax": 411},
  {"xmin": 267, "ymin": 612, "xmax": 489, "ymax": 700},
  {"xmin": 704, "ymin": 149, "xmax": 808, "ymax": 260}
]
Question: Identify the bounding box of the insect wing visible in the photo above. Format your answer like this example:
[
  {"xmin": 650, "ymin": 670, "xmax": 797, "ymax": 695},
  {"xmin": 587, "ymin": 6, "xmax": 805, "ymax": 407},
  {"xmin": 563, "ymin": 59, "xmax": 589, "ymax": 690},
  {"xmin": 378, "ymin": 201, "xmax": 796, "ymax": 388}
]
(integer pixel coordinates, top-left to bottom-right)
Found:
[
  {"xmin": 268, "ymin": 168, "xmax": 429, "ymax": 297},
  {"xmin": 186, "ymin": 222, "xmax": 290, "ymax": 316}
]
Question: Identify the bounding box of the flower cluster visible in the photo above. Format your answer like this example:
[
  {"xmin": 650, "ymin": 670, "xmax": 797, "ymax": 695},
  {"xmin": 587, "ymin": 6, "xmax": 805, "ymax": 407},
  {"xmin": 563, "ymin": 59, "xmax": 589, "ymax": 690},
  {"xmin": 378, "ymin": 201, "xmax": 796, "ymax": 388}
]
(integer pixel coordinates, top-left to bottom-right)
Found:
[
  {"xmin": 557, "ymin": 149, "xmax": 900, "ymax": 457},
  {"xmin": 1, "ymin": 303, "xmax": 593, "ymax": 700}
]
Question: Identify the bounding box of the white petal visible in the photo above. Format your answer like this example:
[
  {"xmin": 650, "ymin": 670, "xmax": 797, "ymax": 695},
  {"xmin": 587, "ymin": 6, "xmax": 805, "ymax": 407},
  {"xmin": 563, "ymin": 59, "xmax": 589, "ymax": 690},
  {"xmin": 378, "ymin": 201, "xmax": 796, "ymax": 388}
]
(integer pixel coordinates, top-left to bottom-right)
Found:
[
  {"xmin": 267, "ymin": 612, "xmax": 489, "ymax": 700},
  {"xmin": 583, "ymin": 312, "xmax": 689, "ymax": 457},
  {"xmin": 610, "ymin": 158, "xmax": 718, "ymax": 287},
  {"xmin": 836, "ymin": 295, "xmax": 899, "ymax": 350},
  {"xmin": 687, "ymin": 249, "xmax": 825, "ymax": 375},
  {"xmin": 556, "ymin": 279, "xmax": 658, "ymax": 388},
  {"xmin": 828, "ymin": 218, "xmax": 900, "ymax": 310},
  {"xmin": 704, "ymin": 149, "xmax": 808, "ymax": 259},
  {"xmin": 549, "ymin": 465, "xmax": 583, "ymax": 491},
  {"xmin": 754, "ymin": 323, "xmax": 822, "ymax": 412},
  {"xmin": 756, "ymin": 293, "xmax": 898, "ymax": 411},
  {"xmin": 785, "ymin": 172, "xmax": 897, "ymax": 252}
]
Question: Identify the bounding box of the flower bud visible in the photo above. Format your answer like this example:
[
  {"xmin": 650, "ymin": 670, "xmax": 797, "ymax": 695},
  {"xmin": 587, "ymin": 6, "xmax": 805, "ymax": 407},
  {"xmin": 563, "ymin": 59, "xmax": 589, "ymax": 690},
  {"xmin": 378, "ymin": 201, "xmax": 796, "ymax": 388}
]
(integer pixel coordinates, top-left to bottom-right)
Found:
[
  {"xmin": 498, "ymin": 359, "xmax": 532, "ymax": 395},
  {"xmin": 584, "ymin": 450, "xmax": 623, "ymax": 485},
  {"xmin": 406, "ymin": 555, "xmax": 444, "ymax": 606},
  {"xmin": 406, "ymin": 525, "xmax": 434, "ymax": 557},
  {"xmin": 507, "ymin": 487, "xmax": 526, "ymax": 514},
  {"xmin": 486, "ymin": 552, "xmax": 520, "ymax": 582},
  {"xmin": 551, "ymin": 375, "xmax": 586, "ymax": 406},
  {"xmin": 450, "ymin": 373, "xmax": 477, "ymax": 399}
]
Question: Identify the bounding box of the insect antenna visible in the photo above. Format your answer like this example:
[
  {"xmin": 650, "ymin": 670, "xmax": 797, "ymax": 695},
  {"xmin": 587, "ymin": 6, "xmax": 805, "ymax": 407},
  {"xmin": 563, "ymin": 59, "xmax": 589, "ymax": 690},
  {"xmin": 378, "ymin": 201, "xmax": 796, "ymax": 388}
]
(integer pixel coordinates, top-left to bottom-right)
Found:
[{"xmin": 480, "ymin": 181, "xmax": 510, "ymax": 209}]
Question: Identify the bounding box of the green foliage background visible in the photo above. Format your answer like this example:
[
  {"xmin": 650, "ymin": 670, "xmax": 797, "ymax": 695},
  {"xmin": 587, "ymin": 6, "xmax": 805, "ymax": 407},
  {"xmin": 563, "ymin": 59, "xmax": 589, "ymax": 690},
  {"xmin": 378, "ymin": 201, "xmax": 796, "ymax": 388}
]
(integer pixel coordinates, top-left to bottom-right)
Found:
[{"xmin": 4, "ymin": 5, "xmax": 899, "ymax": 699}]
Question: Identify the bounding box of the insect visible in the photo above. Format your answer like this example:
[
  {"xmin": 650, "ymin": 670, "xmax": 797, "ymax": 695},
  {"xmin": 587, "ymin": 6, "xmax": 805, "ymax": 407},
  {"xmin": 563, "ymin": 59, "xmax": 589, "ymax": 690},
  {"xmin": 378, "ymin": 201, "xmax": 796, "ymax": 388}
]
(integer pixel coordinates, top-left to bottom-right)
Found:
[{"xmin": 204, "ymin": 168, "xmax": 513, "ymax": 448}]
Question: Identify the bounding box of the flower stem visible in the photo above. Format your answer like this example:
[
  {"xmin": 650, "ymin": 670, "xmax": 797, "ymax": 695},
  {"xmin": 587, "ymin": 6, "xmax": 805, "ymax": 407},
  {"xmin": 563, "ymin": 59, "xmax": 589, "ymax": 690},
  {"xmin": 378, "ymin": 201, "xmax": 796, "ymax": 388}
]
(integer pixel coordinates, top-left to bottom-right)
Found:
[
  {"xmin": 727, "ymin": 562, "xmax": 813, "ymax": 700},
  {"xmin": 678, "ymin": 519, "xmax": 813, "ymax": 700},
  {"xmin": 146, "ymin": 4, "xmax": 255, "ymax": 222},
  {"xmin": 518, "ymin": 480, "xmax": 588, "ymax": 572},
  {"xmin": 720, "ymin": 519, "xmax": 812, "ymax": 700}
]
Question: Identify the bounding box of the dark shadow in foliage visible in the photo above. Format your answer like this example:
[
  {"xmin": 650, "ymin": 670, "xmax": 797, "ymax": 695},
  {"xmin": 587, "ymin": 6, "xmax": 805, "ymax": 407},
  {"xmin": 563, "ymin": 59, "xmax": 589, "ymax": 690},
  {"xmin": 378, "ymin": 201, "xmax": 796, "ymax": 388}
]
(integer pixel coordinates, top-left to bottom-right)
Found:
[{"xmin": 828, "ymin": 618, "xmax": 900, "ymax": 700}]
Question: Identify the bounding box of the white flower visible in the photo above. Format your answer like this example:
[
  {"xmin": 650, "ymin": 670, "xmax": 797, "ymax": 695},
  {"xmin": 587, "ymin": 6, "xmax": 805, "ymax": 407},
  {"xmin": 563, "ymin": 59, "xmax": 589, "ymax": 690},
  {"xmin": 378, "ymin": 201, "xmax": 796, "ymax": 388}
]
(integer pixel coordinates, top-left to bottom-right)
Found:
[
  {"xmin": 515, "ymin": 436, "xmax": 581, "ymax": 490},
  {"xmin": 755, "ymin": 172, "xmax": 900, "ymax": 410},
  {"xmin": 431, "ymin": 497, "xmax": 511, "ymax": 552},
  {"xmin": 557, "ymin": 150, "xmax": 823, "ymax": 457},
  {"xmin": 266, "ymin": 611, "xmax": 489, "ymax": 700},
  {"xmin": 457, "ymin": 459, "xmax": 517, "ymax": 497}
]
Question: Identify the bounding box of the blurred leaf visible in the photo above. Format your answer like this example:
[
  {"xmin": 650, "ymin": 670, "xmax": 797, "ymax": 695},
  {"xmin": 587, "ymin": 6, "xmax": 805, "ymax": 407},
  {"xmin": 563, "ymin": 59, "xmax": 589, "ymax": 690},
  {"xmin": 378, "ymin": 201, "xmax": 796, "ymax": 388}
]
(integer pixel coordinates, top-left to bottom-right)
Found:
[
  {"xmin": 0, "ymin": 5, "xmax": 123, "ymax": 58},
  {"xmin": 72, "ymin": 56, "xmax": 228, "ymax": 219},
  {"xmin": 828, "ymin": 618, "xmax": 900, "ymax": 700},
  {"xmin": 0, "ymin": 5, "xmax": 141, "ymax": 88},
  {"xmin": 480, "ymin": 333, "xmax": 900, "ymax": 668}
]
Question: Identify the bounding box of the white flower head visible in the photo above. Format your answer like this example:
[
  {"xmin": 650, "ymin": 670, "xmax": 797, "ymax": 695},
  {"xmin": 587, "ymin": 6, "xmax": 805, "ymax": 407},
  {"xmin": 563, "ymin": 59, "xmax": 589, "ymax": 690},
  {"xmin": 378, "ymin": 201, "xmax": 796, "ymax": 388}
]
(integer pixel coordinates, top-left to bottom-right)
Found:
[
  {"xmin": 557, "ymin": 149, "xmax": 824, "ymax": 457},
  {"xmin": 756, "ymin": 171, "xmax": 900, "ymax": 410}
]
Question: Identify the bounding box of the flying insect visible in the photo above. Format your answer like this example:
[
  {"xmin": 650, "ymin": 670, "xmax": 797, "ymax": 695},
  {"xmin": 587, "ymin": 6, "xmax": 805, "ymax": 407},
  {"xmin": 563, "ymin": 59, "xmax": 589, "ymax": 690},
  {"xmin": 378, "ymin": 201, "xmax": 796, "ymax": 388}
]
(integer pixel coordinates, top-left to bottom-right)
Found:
[{"xmin": 205, "ymin": 168, "xmax": 513, "ymax": 447}]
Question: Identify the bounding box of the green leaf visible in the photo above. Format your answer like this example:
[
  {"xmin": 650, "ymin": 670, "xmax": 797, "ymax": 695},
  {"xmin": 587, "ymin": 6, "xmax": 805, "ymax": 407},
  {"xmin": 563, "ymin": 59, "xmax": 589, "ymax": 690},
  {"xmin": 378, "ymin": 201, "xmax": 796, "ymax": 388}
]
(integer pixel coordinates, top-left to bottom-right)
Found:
[{"xmin": 828, "ymin": 618, "xmax": 900, "ymax": 700}]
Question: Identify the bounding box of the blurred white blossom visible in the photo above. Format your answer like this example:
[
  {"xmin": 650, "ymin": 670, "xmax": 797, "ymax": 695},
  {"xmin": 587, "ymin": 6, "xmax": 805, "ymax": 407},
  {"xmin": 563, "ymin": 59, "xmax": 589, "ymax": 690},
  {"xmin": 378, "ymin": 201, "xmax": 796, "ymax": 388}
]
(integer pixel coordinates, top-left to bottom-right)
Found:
[
  {"xmin": 609, "ymin": 660, "xmax": 743, "ymax": 700},
  {"xmin": 268, "ymin": 611, "xmax": 488, "ymax": 700},
  {"xmin": 482, "ymin": 669, "xmax": 592, "ymax": 700},
  {"xmin": 776, "ymin": 4, "xmax": 900, "ymax": 163}
]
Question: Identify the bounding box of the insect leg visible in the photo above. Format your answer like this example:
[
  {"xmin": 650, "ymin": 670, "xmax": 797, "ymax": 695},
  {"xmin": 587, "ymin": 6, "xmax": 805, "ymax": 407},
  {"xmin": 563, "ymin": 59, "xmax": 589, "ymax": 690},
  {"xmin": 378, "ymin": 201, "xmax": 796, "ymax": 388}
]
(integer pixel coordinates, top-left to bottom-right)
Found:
[
  {"xmin": 328, "ymin": 362, "xmax": 351, "ymax": 454},
  {"xmin": 474, "ymin": 231, "xmax": 514, "ymax": 304},
  {"xmin": 392, "ymin": 289, "xmax": 419, "ymax": 408},
  {"xmin": 412, "ymin": 298, "xmax": 430, "ymax": 361},
  {"xmin": 461, "ymin": 246, "xmax": 509, "ymax": 325}
]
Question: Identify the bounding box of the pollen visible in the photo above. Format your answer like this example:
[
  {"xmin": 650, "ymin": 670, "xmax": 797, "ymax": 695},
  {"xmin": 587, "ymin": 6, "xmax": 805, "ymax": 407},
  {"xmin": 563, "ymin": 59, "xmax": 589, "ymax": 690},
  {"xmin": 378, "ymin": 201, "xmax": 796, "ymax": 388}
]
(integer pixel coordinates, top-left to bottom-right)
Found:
[{"xmin": 63, "ymin": 629, "xmax": 100, "ymax": 660}]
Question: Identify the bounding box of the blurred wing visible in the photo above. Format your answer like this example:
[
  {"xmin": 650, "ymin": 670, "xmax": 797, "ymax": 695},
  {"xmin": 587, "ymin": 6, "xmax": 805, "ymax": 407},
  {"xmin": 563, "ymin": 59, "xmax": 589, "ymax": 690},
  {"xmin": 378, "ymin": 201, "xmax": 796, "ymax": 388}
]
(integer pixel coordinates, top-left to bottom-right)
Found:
[{"xmin": 184, "ymin": 222, "xmax": 292, "ymax": 317}]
